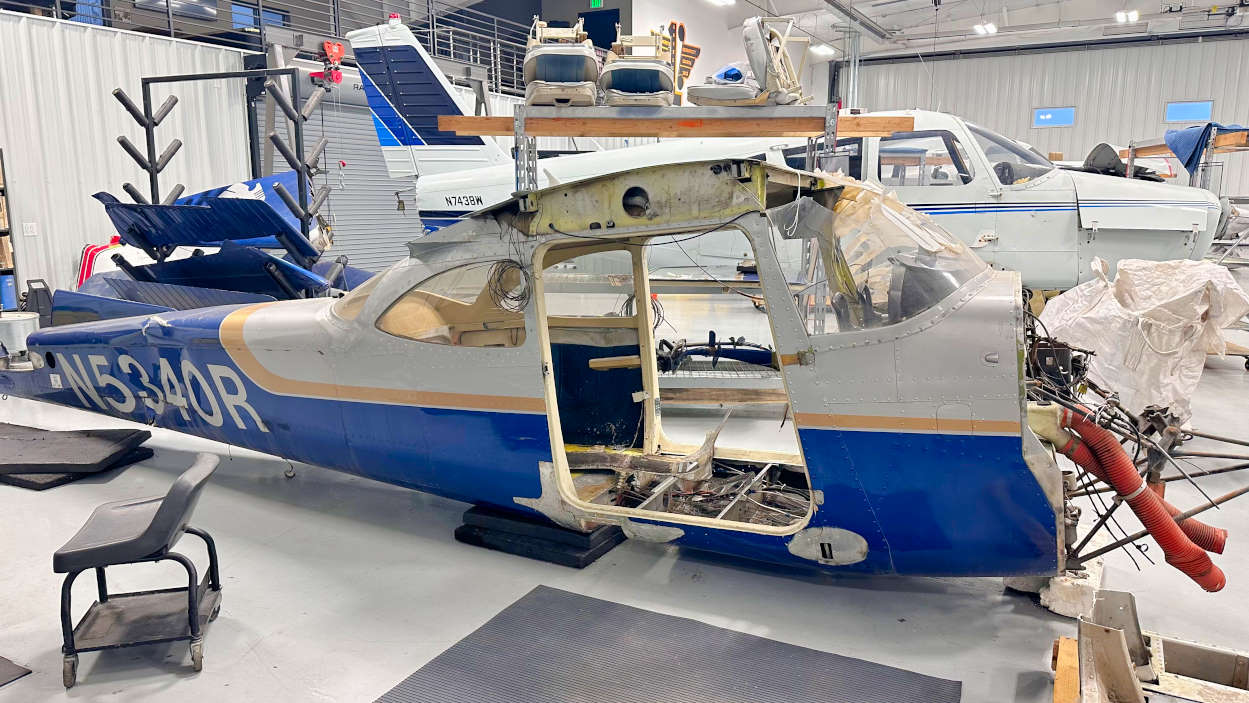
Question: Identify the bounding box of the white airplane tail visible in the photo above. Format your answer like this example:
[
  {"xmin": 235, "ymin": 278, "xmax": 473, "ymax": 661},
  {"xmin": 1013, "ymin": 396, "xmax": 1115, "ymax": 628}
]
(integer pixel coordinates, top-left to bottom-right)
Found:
[{"xmin": 346, "ymin": 21, "xmax": 509, "ymax": 178}]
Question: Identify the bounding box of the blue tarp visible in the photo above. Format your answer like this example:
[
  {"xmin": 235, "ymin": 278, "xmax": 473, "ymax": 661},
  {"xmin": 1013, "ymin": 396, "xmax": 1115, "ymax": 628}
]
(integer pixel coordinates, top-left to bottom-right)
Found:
[{"xmin": 1164, "ymin": 122, "xmax": 1248, "ymax": 175}]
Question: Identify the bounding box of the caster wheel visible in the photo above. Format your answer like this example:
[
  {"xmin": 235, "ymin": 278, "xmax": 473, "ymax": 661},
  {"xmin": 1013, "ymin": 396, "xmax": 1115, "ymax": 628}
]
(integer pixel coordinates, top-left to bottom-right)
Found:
[
  {"xmin": 1243, "ymin": 358, "xmax": 1248, "ymax": 371},
  {"xmin": 283, "ymin": 466, "xmax": 296, "ymax": 479},
  {"xmin": 209, "ymin": 602, "xmax": 221, "ymax": 622},
  {"xmin": 62, "ymin": 654, "xmax": 77, "ymax": 689},
  {"xmin": 190, "ymin": 640, "xmax": 204, "ymax": 672}
]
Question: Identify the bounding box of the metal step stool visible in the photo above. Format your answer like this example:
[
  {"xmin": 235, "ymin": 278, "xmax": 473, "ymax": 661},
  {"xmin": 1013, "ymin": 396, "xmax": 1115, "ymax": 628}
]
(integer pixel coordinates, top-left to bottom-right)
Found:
[{"xmin": 52, "ymin": 453, "xmax": 221, "ymax": 688}]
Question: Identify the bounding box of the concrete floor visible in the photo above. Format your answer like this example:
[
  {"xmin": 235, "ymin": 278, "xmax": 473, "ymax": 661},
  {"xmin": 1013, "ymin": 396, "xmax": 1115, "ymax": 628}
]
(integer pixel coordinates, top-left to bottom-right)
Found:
[{"xmin": 1, "ymin": 302, "xmax": 1248, "ymax": 702}]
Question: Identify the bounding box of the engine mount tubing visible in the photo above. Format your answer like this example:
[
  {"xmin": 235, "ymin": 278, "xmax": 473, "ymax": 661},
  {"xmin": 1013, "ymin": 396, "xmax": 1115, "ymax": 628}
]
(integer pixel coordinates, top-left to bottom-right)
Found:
[
  {"xmin": 1081, "ymin": 483, "xmax": 1249, "ymax": 562},
  {"xmin": 1061, "ymin": 408, "xmax": 1225, "ymax": 591},
  {"xmin": 1071, "ymin": 462, "xmax": 1249, "ymax": 497},
  {"xmin": 1060, "ymin": 411, "xmax": 1227, "ymax": 553}
]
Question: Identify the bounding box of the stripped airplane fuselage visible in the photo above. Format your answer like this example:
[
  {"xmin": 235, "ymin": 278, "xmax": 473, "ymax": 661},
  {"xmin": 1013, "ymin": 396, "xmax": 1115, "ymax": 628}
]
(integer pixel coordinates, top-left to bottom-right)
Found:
[{"xmin": 0, "ymin": 160, "xmax": 1063, "ymax": 577}]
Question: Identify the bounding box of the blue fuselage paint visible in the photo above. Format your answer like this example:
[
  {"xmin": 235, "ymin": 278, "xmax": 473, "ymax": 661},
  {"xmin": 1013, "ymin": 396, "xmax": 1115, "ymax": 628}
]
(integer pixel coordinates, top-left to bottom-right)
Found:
[{"xmin": 0, "ymin": 307, "xmax": 1058, "ymax": 578}]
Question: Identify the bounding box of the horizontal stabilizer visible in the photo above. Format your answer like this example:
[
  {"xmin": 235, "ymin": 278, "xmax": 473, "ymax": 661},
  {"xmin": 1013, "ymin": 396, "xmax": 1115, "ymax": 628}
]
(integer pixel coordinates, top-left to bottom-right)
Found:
[
  {"xmin": 105, "ymin": 278, "xmax": 276, "ymax": 310},
  {"xmin": 50, "ymin": 289, "xmax": 173, "ymax": 326},
  {"xmin": 138, "ymin": 246, "xmax": 329, "ymax": 299},
  {"xmin": 93, "ymin": 175, "xmax": 320, "ymax": 262}
]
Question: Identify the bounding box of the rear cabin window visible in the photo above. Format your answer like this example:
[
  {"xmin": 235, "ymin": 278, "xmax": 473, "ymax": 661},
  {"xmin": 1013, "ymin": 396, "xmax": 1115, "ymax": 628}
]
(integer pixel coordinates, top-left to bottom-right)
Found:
[
  {"xmin": 784, "ymin": 138, "xmax": 862, "ymax": 179},
  {"xmin": 877, "ymin": 130, "xmax": 974, "ymax": 187},
  {"xmin": 375, "ymin": 262, "xmax": 527, "ymax": 347}
]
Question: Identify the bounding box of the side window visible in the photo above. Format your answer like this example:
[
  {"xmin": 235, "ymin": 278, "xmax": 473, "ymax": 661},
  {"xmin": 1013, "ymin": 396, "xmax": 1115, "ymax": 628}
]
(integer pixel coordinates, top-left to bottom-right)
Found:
[
  {"xmin": 877, "ymin": 131, "xmax": 973, "ymax": 187},
  {"xmin": 330, "ymin": 273, "xmax": 382, "ymax": 321},
  {"xmin": 783, "ymin": 138, "xmax": 862, "ymax": 179},
  {"xmin": 375, "ymin": 262, "xmax": 527, "ymax": 347}
]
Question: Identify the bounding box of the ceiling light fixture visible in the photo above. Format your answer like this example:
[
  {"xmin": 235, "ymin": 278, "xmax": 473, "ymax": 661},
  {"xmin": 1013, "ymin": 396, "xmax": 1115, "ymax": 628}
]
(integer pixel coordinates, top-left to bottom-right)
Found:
[
  {"xmin": 973, "ymin": 22, "xmax": 997, "ymax": 34},
  {"xmin": 705, "ymin": 0, "xmax": 735, "ymax": 6},
  {"xmin": 973, "ymin": 23, "xmax": 987, "ymax": 34},
  {"xmin": 1115, "ymin": 9, "xmax": 1139, "ymax": 23},
  {"xmin": 810, "ymin": 44, "xmax": 837, "ymax": 57}
]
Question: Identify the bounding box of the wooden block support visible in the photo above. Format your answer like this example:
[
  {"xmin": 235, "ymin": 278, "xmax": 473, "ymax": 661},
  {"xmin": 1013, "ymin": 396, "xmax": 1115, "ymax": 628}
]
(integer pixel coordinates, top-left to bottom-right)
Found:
[
  {"xmin": 1052, "ymin": 636, "xmax": 1079, "ymax": 703},
  {"xmin": 438, "ymin": 114, "xmax": 915, "ymax": 139},
  {"xmin": 1119, "ymin": 131, "xmax": 1249, "ymax": 159},
  {"xmin": 588, "ymin": 355, "xmax": 642, "ymax": 370}
]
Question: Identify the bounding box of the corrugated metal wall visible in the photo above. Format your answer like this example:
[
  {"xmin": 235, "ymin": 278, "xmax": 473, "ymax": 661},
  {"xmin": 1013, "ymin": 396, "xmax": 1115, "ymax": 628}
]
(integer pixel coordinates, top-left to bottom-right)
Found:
[
  {"xmin": 847, "ymin": 36, "xmax": 1249, "ymax": 196},
  {"xmin": 0, "ymin": 11, "xmax": 250, "ymax": 291},
  {"xmin": 260, "ymin": 63, "xmax": 427, "ymax": 272}
]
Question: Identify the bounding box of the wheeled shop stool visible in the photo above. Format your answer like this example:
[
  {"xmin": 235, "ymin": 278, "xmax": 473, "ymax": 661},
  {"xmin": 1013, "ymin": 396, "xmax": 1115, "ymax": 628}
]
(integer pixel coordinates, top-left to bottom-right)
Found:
[{"xmin": 52, "ymin": 453, "xmax": 222, "ymax": 688}]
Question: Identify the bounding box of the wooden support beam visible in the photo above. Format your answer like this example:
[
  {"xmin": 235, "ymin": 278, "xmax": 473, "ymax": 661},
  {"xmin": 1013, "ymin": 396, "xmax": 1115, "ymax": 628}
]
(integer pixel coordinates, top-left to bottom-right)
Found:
[
  {"xmin": 438, "ymin": 114, "xmax": 914, "ymax": 139},
  {"xmin": 1052, "ymin": 637, "xmax": 1079, "ymax": 703},
  {"xmin": 1119, "ymin": 131, "xmax": 1249, "ymax": 159}
]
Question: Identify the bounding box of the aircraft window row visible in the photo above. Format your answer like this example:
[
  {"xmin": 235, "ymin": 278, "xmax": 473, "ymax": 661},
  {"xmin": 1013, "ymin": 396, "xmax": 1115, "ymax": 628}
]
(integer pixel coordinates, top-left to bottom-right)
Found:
[
  {"xmin": 374, "ymin": 261, "xmax": 527, "ymax": 347},
  {"xmin": 966, "ymin": 122, "xmax": 1054, "ymax": 186},
  {"xmin": 877, "ymin": 130, "xmax": 974, "ymax": 187},
  {"xmin": 773, "ymin": 190, "xmax": 986, "ymax": 335},
  {"xmin": 782, "ymin": 138, "xmax": 862, "ymax": 179}
]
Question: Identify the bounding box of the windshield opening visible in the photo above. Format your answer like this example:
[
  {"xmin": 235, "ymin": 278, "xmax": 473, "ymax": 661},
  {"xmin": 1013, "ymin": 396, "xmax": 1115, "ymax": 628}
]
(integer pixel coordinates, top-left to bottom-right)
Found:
[
  {"xmin": 770, "ymin": 185, "xmax": 987, "ymax": 334},
  {"xmin": 967, "ymin": 123, "xmax": 1055, "ymax": 186}
]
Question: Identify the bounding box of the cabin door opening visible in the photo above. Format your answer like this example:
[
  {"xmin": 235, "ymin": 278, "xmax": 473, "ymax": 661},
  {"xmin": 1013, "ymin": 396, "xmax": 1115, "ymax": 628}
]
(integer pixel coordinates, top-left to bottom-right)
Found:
[{"xmin": 536, "ymin": 232, "xmax": 814, "ymax": 534}]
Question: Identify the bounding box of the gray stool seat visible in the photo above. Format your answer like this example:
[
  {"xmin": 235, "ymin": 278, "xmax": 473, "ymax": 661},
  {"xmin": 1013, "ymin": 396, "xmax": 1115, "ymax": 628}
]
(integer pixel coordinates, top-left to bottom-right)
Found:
[
  {"xmin": 53, "ymin": 496, "xmax": 168, "ymax": 572},
  {"xmin": 53, "ymin": 454, "xmax": 222, "ymax": 688}
]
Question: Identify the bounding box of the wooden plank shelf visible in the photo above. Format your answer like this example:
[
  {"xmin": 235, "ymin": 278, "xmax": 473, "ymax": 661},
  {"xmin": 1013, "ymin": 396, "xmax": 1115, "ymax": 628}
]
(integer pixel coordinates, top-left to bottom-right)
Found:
[
  {"xmin": 440, "ymin": 108, "xmax": 913, "ymax": 139},
  {"xmin": 1118, "ymin": 130, "xmax": 1249, "ymax": 159}
]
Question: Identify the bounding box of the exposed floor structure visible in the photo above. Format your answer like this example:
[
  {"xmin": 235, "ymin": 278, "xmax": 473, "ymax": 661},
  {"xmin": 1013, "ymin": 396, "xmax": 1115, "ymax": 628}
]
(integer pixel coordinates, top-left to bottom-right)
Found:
[{"xmin": 1, "ymin": 293, "xmax": 1247, "ymax": 703}]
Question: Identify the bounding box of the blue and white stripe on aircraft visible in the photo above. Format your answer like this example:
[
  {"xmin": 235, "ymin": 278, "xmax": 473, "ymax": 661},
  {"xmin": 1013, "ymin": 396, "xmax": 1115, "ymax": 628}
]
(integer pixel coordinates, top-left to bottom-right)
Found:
[
  {"xmin": 912, "ymin": 199, "xmax": 1215, "ymax": 216},
  {"xmin": 353, "ymin": 44, "xmax": 485, "ymax": 148}
]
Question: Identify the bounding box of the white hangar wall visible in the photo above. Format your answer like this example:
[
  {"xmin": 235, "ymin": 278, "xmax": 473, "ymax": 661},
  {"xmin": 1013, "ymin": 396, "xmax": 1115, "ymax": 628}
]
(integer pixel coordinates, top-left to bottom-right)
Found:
[
  {"xmin": 844, "ymin": 35, "xmax": 1249, "ymax": 196},
  {"xmin": 0, "ymin": 11, "xmax": 249, "ymax": 291}
]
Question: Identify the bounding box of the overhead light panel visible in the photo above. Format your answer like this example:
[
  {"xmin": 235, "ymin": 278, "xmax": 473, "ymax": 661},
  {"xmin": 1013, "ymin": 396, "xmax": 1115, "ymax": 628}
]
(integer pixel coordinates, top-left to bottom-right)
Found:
[
  {"xmin": 705, "ymin": 0, "xmax": 735, "ymax": 5},
  {"xmin": 973, "ymin": 22, "xmax": 996, "ymax": 34},
  {"xmin": 1115, "ymin": 9, "xmax": 1140, "ymax": 23},
  {"xmin": 811, "ymin": 44, "xmax": 837, "ymax": 57}
]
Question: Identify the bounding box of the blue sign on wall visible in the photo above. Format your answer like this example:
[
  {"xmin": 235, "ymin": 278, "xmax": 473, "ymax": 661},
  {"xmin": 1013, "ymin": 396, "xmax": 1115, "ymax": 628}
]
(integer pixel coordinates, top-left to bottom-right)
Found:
[
  {"xmin": 1165, "ymin": 100, "xmax": 1214, "ymax": 123},
  {"xmin": 1032, "ymin": 107, "xmax": 1075, "ymax": 128}
]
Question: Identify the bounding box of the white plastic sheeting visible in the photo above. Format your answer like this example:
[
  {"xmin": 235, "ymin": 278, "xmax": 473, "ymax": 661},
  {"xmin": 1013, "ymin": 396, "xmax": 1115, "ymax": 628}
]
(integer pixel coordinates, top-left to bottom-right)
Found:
[
  {"xmin": 0, "ymin": 12, "xmax": 249, "ymax": 291},
  {"xmin": 1040, "ymin": 258, "xmax": 1249, "ymax": 421},
  {"xmin": 848, "ymin": 37, "xmax": 1249, "ymax": 195}
]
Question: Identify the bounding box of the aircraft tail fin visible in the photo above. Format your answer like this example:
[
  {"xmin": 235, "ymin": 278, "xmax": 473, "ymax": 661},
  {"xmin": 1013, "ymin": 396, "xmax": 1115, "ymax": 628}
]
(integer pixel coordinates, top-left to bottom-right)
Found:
[{"xmin": 346, "ymin": 21, "xmax": 509, "ymax": 178}]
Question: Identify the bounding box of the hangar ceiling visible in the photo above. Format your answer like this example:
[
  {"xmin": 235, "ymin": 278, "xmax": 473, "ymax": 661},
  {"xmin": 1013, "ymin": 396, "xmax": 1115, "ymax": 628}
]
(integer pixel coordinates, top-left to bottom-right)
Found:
[{"xmin": 712, "ymin": 0, "xmax": 1248, "ymax": 58}]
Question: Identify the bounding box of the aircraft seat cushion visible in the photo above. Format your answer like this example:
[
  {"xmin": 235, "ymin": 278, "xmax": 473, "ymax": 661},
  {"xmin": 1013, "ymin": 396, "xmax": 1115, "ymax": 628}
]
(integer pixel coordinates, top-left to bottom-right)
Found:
[
  {"xmin": 742, "ymin": 18, "xmax": 770, "ymax": 83},
  {"xmin": 687, "ymin": 83, "xmax": 763, "ymax": 104}
]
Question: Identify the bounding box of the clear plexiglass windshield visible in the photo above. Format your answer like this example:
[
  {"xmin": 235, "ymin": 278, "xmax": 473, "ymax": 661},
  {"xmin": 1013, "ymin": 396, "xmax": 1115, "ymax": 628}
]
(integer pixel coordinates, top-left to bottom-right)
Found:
[
  {"xmin": 770, "ymin": 181, "xmax": 987, "ymax": 335},
  {"xmin": 967, "ymin": 123, "xmax": 1055, "ymax": 185}
]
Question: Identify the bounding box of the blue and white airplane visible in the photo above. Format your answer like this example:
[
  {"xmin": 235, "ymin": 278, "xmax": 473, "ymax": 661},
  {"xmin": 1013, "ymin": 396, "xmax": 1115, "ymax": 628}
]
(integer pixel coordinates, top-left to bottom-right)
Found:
[
  {"xmin": 0, "ymin": 160, "xmax": 1074, "ymax": 579},
  {"xmin": 347, "ymin": 20, "xmax": 1227, "ymax": 291},
  {"xmin": 3, "ymin": 158, "xmax": 1235, "ymax": 592}
]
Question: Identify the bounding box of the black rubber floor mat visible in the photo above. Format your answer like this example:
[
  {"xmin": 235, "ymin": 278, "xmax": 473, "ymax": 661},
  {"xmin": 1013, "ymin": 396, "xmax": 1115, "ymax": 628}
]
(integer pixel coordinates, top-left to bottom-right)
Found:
[
  {"xmin": 0, "ymin": 447, "xmax": 154, "ymax": 490},
  {"xmin": 0, "ymin": 423, "xmax": 150, "ymax": 474},
  {"xmin": 0, "ymin": 656, "xmax": 31, "ymax": 688},
  {"xmin": 375, "ymin": 586, "xmax": 962, "ymax": 703}
]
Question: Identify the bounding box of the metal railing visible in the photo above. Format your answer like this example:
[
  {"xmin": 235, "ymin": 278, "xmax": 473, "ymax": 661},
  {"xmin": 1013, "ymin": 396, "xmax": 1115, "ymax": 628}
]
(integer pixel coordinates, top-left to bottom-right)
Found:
[{"xmin": 4, "ymin": 0, "xmax": 532, "ymax": 93}]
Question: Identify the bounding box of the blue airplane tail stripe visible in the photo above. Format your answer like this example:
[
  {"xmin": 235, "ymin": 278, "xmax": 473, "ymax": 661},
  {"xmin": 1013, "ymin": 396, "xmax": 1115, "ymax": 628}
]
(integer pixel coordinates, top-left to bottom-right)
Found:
[{"xmin": 354, "ymin": 44, "xmax": 484, "ymax": 148}]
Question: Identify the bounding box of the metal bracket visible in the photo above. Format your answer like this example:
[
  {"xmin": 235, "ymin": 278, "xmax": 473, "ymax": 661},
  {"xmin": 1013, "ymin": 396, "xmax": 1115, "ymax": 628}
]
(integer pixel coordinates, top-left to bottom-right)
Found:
[{"xmin": 513, "ymin": 105, "xmax": 539, "ymax": 194}]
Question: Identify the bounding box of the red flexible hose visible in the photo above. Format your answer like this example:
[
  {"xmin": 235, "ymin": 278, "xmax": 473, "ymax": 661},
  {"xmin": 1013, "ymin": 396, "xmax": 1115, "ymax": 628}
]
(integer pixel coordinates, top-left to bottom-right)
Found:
[{"xmin": 1060, "ymin": 408, "xmax": 1225, "ymax": 592}]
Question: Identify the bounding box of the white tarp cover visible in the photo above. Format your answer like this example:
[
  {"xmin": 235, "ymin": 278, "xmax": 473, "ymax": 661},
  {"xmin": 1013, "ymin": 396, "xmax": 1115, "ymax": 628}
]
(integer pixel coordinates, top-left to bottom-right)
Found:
[{"xmin": 1040, "ymin": 257, "xmax": 1249, "ymax": 420}]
